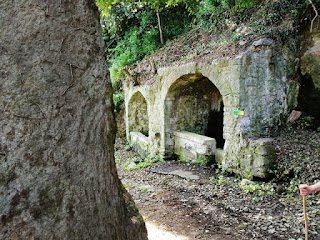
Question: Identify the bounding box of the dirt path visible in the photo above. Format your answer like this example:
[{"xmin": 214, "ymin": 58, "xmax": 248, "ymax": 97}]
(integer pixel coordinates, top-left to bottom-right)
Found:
[
  {"xmin": 146, "ymin": 222, "xmax": 189, "ymax": 240},
  {"xmin": 121, "ymin": 168, "xmax": 236, "ymax": 240},
  {"xmin": 115, "ymin": 138, "xmax": 320, "ymax": 240}
]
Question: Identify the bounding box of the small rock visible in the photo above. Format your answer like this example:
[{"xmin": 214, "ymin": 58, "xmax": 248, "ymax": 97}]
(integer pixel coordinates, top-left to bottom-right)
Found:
[
  {"xmin": 126, "ymin": 162, "xmax": 137, "ymax": 170},
  {"xmin": 240, "ymin": 179, "xmax": 254, "ymax": 186},
  {"xmin": 267, "ymin": 216, "xmax": 273, "ymax": 220},
  {"xmin": 239, "ymin": 40, "xmax": 247, "ymax": 46},
  {"xmin": 267, "ymin": 228, "xmax": 276, "ymax": 234},
  {"xmin": 253, "ymin": 38, "xmax": 274, "ymax": 47}
]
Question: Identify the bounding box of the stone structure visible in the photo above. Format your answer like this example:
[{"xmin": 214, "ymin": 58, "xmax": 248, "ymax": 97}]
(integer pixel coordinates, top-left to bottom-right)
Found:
[
  {"xmin": 301, "ymin": 33, "xmax": 320, "ymax": 89},
  {"xmin": 124, "ymin": 38, "xmax": 296, "ymax": 178},
  {"xmin": 174, "ymin": 131, "xmax": 216, "ymax": 165}
]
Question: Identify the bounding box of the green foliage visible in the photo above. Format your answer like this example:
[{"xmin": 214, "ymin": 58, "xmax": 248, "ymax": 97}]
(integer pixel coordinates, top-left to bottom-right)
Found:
[
  {"xmin": 194, "ymin": 0, "xmax": 318, "ymax": 35},
  {"xmin": 209, "ymin": 174, "xmax": 232, "ymax": 186},
  {"xmin": 299, "ymin": 116, "xmax": 315, "ymax": 128},
  {"xmin": 96, "ymin": 0, "xmax": 136, "ymax": 17},
  {"xmin": 286, "ymin": 178, "xmax": 299, "ymax": 195},
  {"xmin": 195, "ymin": 0, "xmax": 257, "ymax": 31},
  {"xmin": 96, "ymin": 0, "xmax": 320, "ymax": 109},
  {"xmin": 263, "ymin": 1, "xmax": 299, "ymax": 26},
  {"xmin": 97, "ymin": 0, "xmax": 193, "ymax": 93},
  {"xmin": 113, "ymin": 91, "xmax": 124, "ymax": 112},
  {"xmin": 280, "ymin": 178, "xmax": 301, "ymax": 206},
  {"xmin": 191, "ymin": 155, "xmax": 212, "ymax": 166},
  {"xmin": 124, "ymin": 154, "xmax": 163, "ymax": 171},
  {"xmin": 240, "ymin": 180, "xmax": 274, "ymax": 197},
  {"xmin": 243, "ymin": 169, "xmax": 254, "ymax": 180},
  {"xmin": 109, "ymin": 27, "xmax": 159, "ymax": 88},
  {"xmin": 177, "ymin": 151, "xmax": 213, "ymax": 166},
  {"xmin": 195, "ymin": 0, "xmax": 222, "ymax": 31},
  {"xmin": 236, "ymin": 0, "xmax": 256, "ymax": 9},
  {"xmin": 217, "ymin": 175, "xmax": 225, "ymax": 185},
  {"xmin": 286, "ymin": 115, "xmax": 316, "ymax": 131}
]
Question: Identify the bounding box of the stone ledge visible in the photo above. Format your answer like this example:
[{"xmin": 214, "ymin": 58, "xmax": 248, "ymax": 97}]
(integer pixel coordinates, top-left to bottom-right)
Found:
[
  {"xmin": 174, "ymin": 131, "xmax": 216, "ymax": 156},
  {"xmin": 130, "ymin": 131, "xmax": 149, "ymax": 144},
  {"xmin": 130, "ymin": 132, "xmax": 150, "ymax": 158}
]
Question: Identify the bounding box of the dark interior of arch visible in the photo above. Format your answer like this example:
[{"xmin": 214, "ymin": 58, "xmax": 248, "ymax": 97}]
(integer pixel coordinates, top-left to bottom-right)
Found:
[
  {"xmin": 167, "ymin": 74, "xmax": 224, "ymax": 148},
  {"xmin": 206, "ymin": 101, "xmax": 225, "ymax": 148},
  {"xmin": 297, "ymin": 73, "xmax": 320, "ymax": 130}
]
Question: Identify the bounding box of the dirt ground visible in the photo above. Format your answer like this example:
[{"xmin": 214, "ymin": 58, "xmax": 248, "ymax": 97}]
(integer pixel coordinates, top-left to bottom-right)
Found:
[
  {"xmin": 117, "ymin": 157, "xmax": 237, "ymax": 239},
  {"xmin": 115, "ymin": 129, "xmax": 320, "ymax": 240}
]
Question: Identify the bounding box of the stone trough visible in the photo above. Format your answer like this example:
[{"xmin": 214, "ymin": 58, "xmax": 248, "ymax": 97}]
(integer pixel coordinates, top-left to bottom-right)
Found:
[
  {"xmin": 174, "ymin": 131, "xmax": 216, "ymax": 164},
  {"xmin": 130, "ymin": 131, "xmax": 150, "ymax": 158}
]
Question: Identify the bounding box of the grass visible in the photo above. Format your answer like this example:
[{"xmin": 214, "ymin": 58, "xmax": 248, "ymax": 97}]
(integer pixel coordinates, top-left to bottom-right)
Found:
[{"xmin": 124, "ymin": 154, "xmax": 164, "ymax": 171}]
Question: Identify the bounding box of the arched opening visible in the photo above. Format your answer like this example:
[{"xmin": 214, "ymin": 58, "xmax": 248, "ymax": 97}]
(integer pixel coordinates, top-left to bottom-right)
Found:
[
  {"xmin": 128, "ymin": 92, "xmax": 149, "ymax": 136},
  {"xmin": 206, "ymin": 101, "xmax": 225, "ymax": 148},
  {"xmin": 164, "ymin": 74, "xmax": 224, "ymax": 157},
  {"xmin": 297, "ymin": 72, "xmax": 320, "ymax": 130}
]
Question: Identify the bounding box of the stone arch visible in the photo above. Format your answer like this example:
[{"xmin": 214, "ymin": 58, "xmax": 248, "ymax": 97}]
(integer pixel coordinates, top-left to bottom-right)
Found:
[
  {"xmin": 164, "ymin": 73, "xmax": 224, "ymax": 156},
  {"xmin": 128, "ymin": 91, "xmax": 149, "ymax": 136}
]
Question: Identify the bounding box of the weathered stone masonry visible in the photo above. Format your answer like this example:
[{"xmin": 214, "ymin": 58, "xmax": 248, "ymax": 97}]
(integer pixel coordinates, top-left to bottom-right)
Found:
[{"xmin": 124, "ymin": 39, "xmax": 297, "ymax": 178}]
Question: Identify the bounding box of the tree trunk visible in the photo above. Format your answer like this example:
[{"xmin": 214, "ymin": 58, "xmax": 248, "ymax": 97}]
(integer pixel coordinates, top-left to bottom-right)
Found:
[
  {"xmin": 156, "ymin": 9, "xmax": 164, "ymax": 45},
  {"xmin": 0, "ymin": 1, "xmax": 147, "ymax": 239}
]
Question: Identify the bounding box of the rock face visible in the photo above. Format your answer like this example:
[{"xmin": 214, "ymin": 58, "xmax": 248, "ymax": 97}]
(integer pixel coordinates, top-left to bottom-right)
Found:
[
  {"xmin": 0, "ymin": 1, "xmax": 147, "ymax": 239},
  {"xmin": 124, "ymin": 38, "xmax": 295, "ymax": 178},
  {"xmin": 301, "ymin": 33, "xmax": 320, "ymax": 89}
]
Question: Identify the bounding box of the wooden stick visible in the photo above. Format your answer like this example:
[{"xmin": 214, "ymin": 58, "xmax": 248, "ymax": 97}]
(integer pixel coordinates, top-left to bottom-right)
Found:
[{"xmin": 303, "ymin": 195, "xmax": 309, "ymax": 240}]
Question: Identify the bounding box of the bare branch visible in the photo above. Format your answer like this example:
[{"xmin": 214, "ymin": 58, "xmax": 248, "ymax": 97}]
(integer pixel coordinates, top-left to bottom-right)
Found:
[{"xmin": 308, "ymin": 0, "xmax": 319, "ymax": 33}]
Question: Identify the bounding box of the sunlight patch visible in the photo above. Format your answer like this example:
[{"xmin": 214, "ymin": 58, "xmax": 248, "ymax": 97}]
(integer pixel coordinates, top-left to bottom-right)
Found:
[{"xmin": 146, "ymin": 222, "xmax": 190, "ymax": 240}]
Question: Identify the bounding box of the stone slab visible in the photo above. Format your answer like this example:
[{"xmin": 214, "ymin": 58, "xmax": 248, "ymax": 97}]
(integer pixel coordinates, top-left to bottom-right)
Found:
[{"xmin": 174, "ymin": 131, "xmax": 216, "ymax": 155}]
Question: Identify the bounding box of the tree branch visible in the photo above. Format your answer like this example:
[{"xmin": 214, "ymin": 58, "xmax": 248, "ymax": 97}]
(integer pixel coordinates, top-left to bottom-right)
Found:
[
  {"xmin": 156, "ymin": 10, "xmax": 164, "ymax": 45},
  {"xmin": 308, "ymin": 0, "xmax": 319, "ymax": 33}
]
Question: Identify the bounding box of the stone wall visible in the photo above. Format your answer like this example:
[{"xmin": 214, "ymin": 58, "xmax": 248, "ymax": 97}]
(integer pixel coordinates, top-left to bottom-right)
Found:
[
  {"xmin": 222, "ymin": 39, "xmax": 294, "ymax": 177},
  {"xmin": 124, "ymin": 38, "xmax": 294, "ymax": 178},
  {"xmin": 128, "ymin": 91, "xmax": 149, "ymax": 136}
]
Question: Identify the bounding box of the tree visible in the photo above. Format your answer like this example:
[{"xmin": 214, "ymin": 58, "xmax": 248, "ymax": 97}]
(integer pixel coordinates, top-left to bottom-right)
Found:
[
  {"xmin": 0, "ymin": 1, "xmax": 147, "ymax": 239},
  {"xmin": 149, "ymin": 0, "xmax": 199, "ymax": 45},
  {"xmin": 97, "ymin": 0, "xmax": 198, "ymax": 45}
]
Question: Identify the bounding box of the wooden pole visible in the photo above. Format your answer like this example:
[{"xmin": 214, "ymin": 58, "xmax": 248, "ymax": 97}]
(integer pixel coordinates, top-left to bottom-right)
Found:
[{"xmin": 303, "ymin": 195, "xmax": 309, "ymax": 240}]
